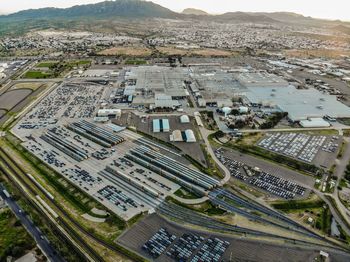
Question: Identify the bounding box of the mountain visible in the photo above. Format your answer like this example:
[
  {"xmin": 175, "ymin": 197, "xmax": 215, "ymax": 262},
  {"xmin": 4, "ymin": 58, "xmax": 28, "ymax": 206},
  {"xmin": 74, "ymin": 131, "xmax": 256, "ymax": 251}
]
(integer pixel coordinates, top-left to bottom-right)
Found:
[
  {"xmin": 213, "ymin": 12, "xmax": 279, "ymax": 24},
  {"xmin": 332, "ymin": 24, "xmax": 350, "ymax": 35},
  {"xmin": 0, "ymin": 0, "xmax": 179, "ymax": 21},
  {"xmin": 182, "ymin": 8, "xmax": 208, "ymax": 16}
]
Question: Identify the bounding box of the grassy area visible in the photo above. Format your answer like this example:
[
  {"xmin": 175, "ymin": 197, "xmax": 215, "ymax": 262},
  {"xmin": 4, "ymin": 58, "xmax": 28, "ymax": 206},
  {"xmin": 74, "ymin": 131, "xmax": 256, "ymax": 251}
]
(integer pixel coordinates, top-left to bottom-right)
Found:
[
  {"xmin": 24, "ymin": 60, "xmax": 91, "ymax": 79},
  {"xmin": 24, "ymin": 71, "xmax": 52, "ymax": 79},
  {"xmin": 36, "ymin": 61, "xmax": 59, "ymax": 68},
  {"xmin": 199, "ymin": 111, "xmax": 218, "ymax": 131},
  {"xmin": 174, "ymin": 188, "xmax": 200, "ymax": 200},
  {"xmin": 337, "ymin": 141, "xmax": 347, "ymax": 159},
  {"xmin": 315, "ymin": 207, "xmax": 332, "ymax": 234},
  {"xmin": 225, "ymin": 132, "xmax": 320, "ymax": 175},
  {"xmin": 338, "ymin": 118, "xmax": 350, "ymax": 126},
  {"xmin": 0, "ymin": 209, "xmax": 36, "ymax": 260},
  {"xmin": 270, "ymin": 197, "xmax": 325, "ymax": 212},
  {"xmin": 167, "ymin": 196, "xmax": 226, "ymax": 216},
  {"xmin": 125, "ymin": 59, "xmax": 147, "ymax": 65}
]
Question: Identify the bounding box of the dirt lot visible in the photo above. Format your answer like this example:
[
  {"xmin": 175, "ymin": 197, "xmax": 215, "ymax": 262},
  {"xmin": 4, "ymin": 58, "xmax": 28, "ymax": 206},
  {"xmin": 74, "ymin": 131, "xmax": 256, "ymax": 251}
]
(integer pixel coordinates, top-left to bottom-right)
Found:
[
  {"xmin": 0, "ymin": 109, "xmax": 6, "ymax": 119},
  {"xmin": 98, "ymin": 46, "xmax": 152, "ymax": 56},
  {"xmin": 118, "ymin": 213, "xmax": 350, "ymax": 262},
  {"xmin": 157, "ymin": 47, "xmax": 237, "ymax": 57},
  {"xmin": 9, "ymin": 82, "xmax": 45, "ymax": 91},
  {"xmin": 285, "ymin": 49, "xmax": 350, "ymax": 59},
  {"xmin": 0, "ymin": 89, "xmax": 32, "ymax": 110}
]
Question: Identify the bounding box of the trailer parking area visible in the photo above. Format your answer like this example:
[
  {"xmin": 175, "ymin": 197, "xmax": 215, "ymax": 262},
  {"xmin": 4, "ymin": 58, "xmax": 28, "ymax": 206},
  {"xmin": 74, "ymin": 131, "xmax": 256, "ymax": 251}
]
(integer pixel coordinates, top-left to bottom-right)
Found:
[
  {"xmin": 257, "ymin": 132, "xmax": 340, "ymax": 168},
  {"xmin": 117, "ymin": 213, "xmax": 325, "ymax": 262}
]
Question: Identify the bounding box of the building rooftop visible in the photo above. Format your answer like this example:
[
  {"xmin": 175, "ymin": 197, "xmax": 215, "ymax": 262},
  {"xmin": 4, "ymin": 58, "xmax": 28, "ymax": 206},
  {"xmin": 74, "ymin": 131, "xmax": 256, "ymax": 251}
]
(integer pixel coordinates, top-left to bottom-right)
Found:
[{"xmin": 246, "ymin": 85, "xmax": 350, "ymax": 121}]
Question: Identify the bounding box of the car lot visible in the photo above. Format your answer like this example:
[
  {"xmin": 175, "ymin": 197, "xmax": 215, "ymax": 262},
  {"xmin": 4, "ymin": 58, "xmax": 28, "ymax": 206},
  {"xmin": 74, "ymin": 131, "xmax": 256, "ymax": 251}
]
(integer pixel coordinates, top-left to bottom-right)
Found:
[
  {"xmin": 258, "ymin": 132, "xmax": 340, "ymax": 168},
  {"xmin": 118, "ymin": 213, "xmax": 333, "ymax": 262},
  {"xmin": 134, "ymin": 221, "xmax": 230, "ymax": 261},
  {"xmin": 12, "ymin": 78, "xmax": 223, "ymax": 220},
  {"xmin": 215, "ymin": 148, "xmax": 307, "ymax": 199}
]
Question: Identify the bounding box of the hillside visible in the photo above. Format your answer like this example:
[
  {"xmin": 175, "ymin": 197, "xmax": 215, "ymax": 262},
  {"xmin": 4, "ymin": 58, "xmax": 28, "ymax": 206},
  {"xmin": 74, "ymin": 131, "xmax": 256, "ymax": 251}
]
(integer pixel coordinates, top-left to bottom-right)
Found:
[
  {"xmin": 182, "ymin": 8, "xmax": 208, "ymax": 16},
  {"xmin": 0, "ymin": 0, "xmax": 179, "ymax": 21},
  {"xmin": 213, "ymin": 12, "xmax": 279, "ymax": 24}
]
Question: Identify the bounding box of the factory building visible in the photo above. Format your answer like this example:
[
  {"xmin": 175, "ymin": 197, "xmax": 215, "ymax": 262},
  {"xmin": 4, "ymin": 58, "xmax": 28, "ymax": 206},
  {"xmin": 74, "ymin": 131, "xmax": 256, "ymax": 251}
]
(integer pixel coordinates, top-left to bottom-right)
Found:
[
  {"xmin": 236, "ymin": 72, "xmax": 289, "ymax": 88},
  {"xmin": 245, "ymin": 85, "xmax": 350, "ymax": 122}
]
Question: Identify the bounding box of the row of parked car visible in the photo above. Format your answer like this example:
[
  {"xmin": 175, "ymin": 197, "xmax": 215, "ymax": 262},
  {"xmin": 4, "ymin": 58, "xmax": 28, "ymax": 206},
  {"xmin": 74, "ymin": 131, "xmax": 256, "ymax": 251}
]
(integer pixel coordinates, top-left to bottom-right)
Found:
[
  {"xmin": 143, "ymin": 228, "xmax": 176, "ymax": 259},
  {"xmin": 215, "ymin": 148, "xmax": 306, "ymax": 199}
]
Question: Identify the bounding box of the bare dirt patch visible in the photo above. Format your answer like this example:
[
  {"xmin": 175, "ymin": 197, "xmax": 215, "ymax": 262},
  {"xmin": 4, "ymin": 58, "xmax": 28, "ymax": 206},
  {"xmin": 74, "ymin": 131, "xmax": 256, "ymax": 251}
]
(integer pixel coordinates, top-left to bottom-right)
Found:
[
  {"xmin": 98, "ymin": 46, "xmax": 152, "ymax": 56},
  {"xmin": 0, "ymin": 89, "xmax": 32, "ymax": 110}
]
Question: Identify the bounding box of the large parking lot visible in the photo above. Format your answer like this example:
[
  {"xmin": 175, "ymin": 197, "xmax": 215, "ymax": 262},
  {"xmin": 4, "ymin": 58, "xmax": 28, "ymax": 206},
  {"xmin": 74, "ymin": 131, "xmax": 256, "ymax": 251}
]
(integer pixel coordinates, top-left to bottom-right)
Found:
[
  {"xmin": 215, "ymin": 148, "xmax": 309, "ymax": 199},
  {"xmin": 258, "ymin": 132, "xmax": 340, "ymax": 168},
  {"xmin": 12, "ymin": 79, "xmax": 220, "ymax": 220},
  {"xmin": 118, "ymin": 213, "xmax": 326, "ymax": 262}
]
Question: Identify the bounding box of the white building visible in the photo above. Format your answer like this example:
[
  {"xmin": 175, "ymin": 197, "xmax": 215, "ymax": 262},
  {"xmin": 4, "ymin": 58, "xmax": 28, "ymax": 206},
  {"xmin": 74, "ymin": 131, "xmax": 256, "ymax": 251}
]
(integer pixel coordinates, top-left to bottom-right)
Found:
[
  {"xmin": 97, "ymin": 109, "xmax": 121, "ymax": 117},
  {"xmin": 185, "ymin": 129, "xmax": 196, "ymax": 143},
  {"xmin": 180, "ymin": 115, "xmax": 190, "ymax": 123}
]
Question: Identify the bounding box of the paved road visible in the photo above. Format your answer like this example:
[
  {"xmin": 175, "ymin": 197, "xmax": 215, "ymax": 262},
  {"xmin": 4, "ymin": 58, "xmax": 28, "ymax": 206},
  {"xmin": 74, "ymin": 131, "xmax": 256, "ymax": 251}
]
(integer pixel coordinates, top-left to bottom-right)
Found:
[
  {"xmin": 198, "ymin": 126, "xmax": 231, "ymax": 185},
  {"xmin": 0, "ymin": 184, "xmax": 64, "ymax": 262},
  {"xmin": 329, "ymin": 136, "xmax": 350, "ymax": 231},
  {"xmin": 238, "ymin": 126, "xmax": 350, "ymax": 134}
]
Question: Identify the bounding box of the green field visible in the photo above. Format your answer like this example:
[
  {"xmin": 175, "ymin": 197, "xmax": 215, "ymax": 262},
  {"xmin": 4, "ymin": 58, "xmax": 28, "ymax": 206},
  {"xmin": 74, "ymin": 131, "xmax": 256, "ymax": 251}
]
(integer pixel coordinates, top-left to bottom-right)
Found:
[
  {"xmin": 24, "ymin": 60, "xmax": 91, "ymax": 79},
  {"xmin": 36, "ymin": 61, "xmax": 59, "ymax": 68},
  {"xmin": 0, "ymin": 209, "xmax": 35, "ymax": 260},
  {"xmin": 24, "ymin": 71, "xmax": 52, "ymax": 79}
]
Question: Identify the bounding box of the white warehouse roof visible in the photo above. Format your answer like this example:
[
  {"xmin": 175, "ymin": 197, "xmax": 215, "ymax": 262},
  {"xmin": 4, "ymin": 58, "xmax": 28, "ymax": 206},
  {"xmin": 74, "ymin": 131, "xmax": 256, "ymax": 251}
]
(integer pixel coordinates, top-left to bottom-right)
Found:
[
  {"xmin": 180, "ymin": 115, "xmax": 190, "ymax": 123},
  {"xmin": 97, "ymin": 109, "xmax": 121, "ymax": 117},
  {"xmin": 170, "ymin": 130, "xmax": 183, "ymax": 142},
  {"xmin": 300, "ymin": 118, "xmax": 331, "ymax": 128},
  {"xmin": 185, "ymin": 129, "xmax": 196, "ymax": 143},
  {"xmin": 246, "ymin": 85, "xmax": 350, "ymax": 122}
]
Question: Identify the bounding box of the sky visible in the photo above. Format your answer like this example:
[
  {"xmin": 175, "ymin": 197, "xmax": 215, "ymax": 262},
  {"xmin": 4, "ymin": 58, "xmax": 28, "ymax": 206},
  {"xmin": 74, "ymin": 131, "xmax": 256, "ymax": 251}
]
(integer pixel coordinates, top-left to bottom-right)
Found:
[{"xmin": 0, "ymin": 0, "xmax": 348, "ymax": 21}]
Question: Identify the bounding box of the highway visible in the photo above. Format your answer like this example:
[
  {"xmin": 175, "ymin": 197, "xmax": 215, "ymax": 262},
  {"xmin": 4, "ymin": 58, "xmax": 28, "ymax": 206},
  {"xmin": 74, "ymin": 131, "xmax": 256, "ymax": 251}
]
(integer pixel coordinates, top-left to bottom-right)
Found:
[{"xmin": 0, "ymin": 184, "xmax": 64, "ymax": 262}]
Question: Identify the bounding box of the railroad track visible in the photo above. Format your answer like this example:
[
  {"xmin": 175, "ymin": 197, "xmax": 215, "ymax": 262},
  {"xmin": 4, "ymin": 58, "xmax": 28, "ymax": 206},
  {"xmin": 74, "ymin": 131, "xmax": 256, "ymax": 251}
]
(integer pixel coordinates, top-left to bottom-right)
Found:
[
  {"xmin": 0, "ymin": 158, "xmax": 96, "ymax": 262},
  {"xmin": 210, "ymin": 188, "xmax": 323, "ymax": 239},
  {"xmin": 1, "ymin": 146, "xmax": 348, "ymax": 259},
  {"xmin": 158, "ymin": 202, "xmax": 349, "ymax": 252}
]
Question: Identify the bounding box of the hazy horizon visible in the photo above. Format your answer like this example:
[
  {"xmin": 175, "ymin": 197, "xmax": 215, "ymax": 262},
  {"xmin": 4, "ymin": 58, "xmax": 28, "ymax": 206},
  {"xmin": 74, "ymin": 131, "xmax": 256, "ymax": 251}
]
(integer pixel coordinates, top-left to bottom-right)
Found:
[{"xmin": 0, "ymin": 0, "xmax": 349, "ymax": 21}]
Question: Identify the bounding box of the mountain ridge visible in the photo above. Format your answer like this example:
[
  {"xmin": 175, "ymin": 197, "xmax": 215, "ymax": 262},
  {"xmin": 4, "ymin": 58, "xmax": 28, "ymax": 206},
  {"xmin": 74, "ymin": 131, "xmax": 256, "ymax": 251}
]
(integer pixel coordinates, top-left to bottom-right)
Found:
[{"xmin": 0, "ymin": 0, "xmax": 347, "ymax": 28}]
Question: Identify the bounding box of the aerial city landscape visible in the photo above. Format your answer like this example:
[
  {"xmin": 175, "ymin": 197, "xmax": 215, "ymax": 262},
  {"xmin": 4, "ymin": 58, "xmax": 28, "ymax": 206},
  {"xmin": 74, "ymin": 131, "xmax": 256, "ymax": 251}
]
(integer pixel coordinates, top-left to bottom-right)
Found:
[{"xmin": 1, "ymin": 0, "xmax": 350, "ymax": 261}]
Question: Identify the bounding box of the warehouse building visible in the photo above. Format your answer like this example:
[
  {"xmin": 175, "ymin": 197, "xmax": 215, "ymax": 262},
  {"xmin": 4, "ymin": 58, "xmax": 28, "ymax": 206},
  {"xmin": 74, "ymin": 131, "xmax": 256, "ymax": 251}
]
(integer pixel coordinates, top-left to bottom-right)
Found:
[
  {"xmin": 246, "ymin": 85, "xmax": 350, "ymax": 122},
  {"xmin": 170, "ymin": 129, "xmax": 196, "ymax": 142},
  {"xmin": 185, "ymin": 129, "xmax": 196, "ymax": 143},
  {"xmin": 153, "ymin": 119, "xmax": 170, "ymax": 133},
  {"xmin": 180, "ymin": 115, "xmax": 190, "ymax": 123},
  {"xmin": 236, "ymin": 72, "xmax": 289, "ymax": 88},
  {"xmin": 170, "ymin": 130, "xmax": 184, "ymax": 142}
]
